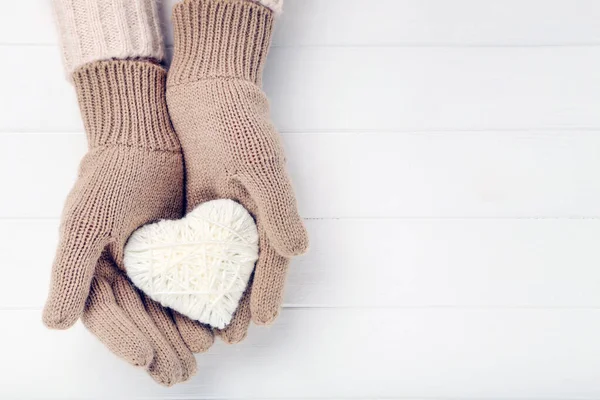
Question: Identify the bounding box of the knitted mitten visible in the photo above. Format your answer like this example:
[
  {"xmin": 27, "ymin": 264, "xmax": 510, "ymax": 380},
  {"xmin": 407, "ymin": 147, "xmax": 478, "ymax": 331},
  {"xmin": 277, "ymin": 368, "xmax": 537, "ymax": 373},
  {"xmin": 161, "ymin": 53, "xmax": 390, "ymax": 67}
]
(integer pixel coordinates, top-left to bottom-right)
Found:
[
  {"xmin": 42, "ymin": 60, "xmax": 205, "ymax": 386},
  {"xmin": 44, "ymin": 0, "xmax": 213, "ymax": 386},
  {"xmin": 166, "ymin": 0, "xmax": 308, "ymax": 344}
]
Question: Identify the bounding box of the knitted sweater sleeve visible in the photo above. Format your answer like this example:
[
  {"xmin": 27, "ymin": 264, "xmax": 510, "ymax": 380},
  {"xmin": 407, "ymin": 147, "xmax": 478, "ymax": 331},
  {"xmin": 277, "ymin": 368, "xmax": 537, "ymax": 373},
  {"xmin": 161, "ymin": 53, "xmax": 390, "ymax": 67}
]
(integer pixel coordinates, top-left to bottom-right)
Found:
[
  {"xmin": 252, "ymin": 0, "xmax": 283, "ymax": 14},
  {"xmin": 53, "ymin": 0, "xmax": 165, "ymax": 75}
]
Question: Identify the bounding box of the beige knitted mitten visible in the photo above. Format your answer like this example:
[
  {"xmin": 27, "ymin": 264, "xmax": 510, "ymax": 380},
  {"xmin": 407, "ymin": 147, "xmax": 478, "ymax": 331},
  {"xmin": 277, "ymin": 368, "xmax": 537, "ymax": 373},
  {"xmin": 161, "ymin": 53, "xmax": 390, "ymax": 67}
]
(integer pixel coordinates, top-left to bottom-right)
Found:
[
  {"xmin": 167, "ymin": 0, "xmax": 309, "ymax": 344},
  {"xmin": 42, "ymin": 60, "xmax": 210, "ymax": 386}
]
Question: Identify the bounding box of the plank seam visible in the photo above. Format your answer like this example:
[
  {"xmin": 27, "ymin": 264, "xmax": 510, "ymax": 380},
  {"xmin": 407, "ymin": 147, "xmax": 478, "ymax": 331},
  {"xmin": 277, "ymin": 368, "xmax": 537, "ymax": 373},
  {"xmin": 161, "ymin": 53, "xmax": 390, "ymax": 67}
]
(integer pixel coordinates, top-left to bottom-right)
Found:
[
  {"xmin": 4, "ymin": 43, "xmax": 600, "ymax": 48},
  {"xmin": 4, "ymin": 216, "xmax": 600, "ymax": 222}
]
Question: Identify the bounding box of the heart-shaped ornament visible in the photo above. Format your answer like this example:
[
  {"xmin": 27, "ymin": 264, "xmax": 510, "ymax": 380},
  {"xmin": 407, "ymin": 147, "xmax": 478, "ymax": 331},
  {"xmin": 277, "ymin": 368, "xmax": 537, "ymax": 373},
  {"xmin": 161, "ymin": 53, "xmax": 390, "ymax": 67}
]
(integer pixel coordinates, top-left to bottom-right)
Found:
[{"xmin": 124, "ymin": 199, "xmax": 259, "ymax": 329}]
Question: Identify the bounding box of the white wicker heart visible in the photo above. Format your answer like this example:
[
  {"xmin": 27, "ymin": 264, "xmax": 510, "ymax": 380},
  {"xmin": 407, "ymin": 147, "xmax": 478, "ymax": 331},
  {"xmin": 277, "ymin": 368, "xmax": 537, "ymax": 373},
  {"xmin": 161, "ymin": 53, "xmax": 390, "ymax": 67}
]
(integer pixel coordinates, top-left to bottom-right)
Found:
[{"xmin": 124, "ymin": 199, "xmax": 259, "ymax": 329}]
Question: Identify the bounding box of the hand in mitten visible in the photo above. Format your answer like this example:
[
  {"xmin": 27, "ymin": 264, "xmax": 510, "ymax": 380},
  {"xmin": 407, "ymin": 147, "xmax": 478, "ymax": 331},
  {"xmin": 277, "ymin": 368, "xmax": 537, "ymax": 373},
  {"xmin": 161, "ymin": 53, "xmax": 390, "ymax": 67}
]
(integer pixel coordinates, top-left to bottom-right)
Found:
[
  {"xmin": 42, "ymin": 61, "xmax": 213, "ymax": 386},
  {"xmin": 166, "ymin": 0, "xmax": 308, "ymax": 344}
]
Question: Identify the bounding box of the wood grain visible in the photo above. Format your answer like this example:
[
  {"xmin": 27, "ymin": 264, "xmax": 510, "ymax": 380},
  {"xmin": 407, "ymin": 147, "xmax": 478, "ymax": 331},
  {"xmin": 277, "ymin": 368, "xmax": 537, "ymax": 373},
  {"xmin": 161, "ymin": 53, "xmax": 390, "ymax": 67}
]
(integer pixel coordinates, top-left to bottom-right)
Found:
[
  {"xmin": 2, "ymin": 132, "xmax": 600, "ymax": 219},
  {"xmin": 2, "ymin": 0, "xmax": 600, "ymax": 398},
  {"xmin": 2, "ymin": 0, "xmax": 600, "ymax": 46},
  {"xmin": 3, "ymin": 309, "xmax": 600, "ymax": 399},
  {"xmin": 1, "ymin": 46, "xmax": 599, "ymax": 132},
  {"xmin": 4, "ymin": 218, "xmax": 600, "ymax": 310}
]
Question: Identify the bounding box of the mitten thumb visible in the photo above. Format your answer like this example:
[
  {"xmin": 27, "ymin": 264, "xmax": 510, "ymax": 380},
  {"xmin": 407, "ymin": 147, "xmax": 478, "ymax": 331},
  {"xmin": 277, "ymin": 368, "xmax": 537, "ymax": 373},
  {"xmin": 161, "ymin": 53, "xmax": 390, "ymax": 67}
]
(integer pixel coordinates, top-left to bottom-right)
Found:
[
  {"xmin": 239, "ymin": 163, "xmax": 309, "ymax": 257},
  {"xmin": 43, "ymin": 220, "xmax": 110, "ymax": 329}
]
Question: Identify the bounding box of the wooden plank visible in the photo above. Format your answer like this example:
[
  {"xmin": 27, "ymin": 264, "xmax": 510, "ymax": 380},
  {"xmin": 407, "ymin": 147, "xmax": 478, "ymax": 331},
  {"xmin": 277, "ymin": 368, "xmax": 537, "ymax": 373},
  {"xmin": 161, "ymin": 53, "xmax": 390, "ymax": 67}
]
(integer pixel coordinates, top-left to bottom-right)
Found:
[
  {"xmin": 3, "ymin": 2, "xmax": 600, "ymax": 399},
  {"xmin": 2, "ymin": 309, "xmax": 600, "ymax": 398},
  {"xmin": 5, "ymin": 218, "xmax": 600, "ymax": 309},
  {"xmin": 1, "ymin": 46, "xmax": 599, "ymax": 132},
  {"xmin": 2, "ymin": 132, "xmax": 600, "ymax": 219},
  {"xmin": 3, "ymin": 0, "xmax": 600, "ymax": 46}
]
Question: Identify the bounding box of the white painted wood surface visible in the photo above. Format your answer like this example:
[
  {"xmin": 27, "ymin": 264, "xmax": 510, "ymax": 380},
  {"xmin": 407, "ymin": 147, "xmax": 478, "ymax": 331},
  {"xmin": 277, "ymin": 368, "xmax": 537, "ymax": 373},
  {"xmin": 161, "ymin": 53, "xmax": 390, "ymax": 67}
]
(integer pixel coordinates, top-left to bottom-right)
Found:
[
  {"xmin": 4, "ymin": 0, "xmax": 600, "ymax": 46},
  {"xmin": 4, "ymin": 132, "xmax": 600, "ymax": 218},
  {"xmin": 4, "ymin": 46, "xmax": 600, "ymax": 132},
  {"xmin": 4, "ymin": 309, "xmax": 600, "ymax": 399},
  {"xmin": 5, "ymin": 218, "xmax": 600, "ymax": 310},
  {"xmin": 1, "ymin": 1, "xmax": 600, "ymax": 399}
]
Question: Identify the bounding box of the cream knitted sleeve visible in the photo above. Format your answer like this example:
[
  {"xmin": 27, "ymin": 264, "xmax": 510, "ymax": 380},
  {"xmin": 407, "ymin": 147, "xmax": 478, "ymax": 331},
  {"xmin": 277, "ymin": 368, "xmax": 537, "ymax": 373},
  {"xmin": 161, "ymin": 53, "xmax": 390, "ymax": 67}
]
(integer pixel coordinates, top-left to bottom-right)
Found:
[
  {"xmin": 53, "ymin": 0, "xmax": 165, "ymax": 75},
  {"xmin": 252, "ymin": 0, "xmax": 283, "ymax": 14}
]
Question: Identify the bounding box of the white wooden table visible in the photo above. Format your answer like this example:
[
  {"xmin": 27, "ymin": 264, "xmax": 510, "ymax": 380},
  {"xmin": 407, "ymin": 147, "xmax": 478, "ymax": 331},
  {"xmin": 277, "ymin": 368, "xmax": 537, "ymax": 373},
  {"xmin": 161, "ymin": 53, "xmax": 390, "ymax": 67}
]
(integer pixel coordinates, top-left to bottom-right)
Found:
[{"xmin": 2, "ymin": 1, "xmax": 600, "ymax": 398}]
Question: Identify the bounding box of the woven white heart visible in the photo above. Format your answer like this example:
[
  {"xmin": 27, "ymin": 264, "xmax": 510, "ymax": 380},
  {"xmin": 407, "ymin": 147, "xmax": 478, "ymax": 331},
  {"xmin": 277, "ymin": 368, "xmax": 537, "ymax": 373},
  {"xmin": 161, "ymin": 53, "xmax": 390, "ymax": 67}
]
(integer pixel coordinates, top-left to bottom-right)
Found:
[{"xmin": 124, "ymin": 199, "xmax": 259, "ymax": 329}]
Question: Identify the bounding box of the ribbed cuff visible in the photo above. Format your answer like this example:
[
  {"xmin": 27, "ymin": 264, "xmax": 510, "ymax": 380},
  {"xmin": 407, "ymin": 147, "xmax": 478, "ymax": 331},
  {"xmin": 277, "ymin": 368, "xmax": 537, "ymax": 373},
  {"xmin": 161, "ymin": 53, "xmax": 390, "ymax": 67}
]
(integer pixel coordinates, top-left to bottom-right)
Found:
[
  {"xmin": 168, "ymin": 0, "xmax": 275, "ymax": 86},
  {"xmin": 53, "ymin": 0, "xmax": 165, "ymax": 75},
  {"xmin": 73, "ymin": 60, "xmax": 180, "ymax": 151}
]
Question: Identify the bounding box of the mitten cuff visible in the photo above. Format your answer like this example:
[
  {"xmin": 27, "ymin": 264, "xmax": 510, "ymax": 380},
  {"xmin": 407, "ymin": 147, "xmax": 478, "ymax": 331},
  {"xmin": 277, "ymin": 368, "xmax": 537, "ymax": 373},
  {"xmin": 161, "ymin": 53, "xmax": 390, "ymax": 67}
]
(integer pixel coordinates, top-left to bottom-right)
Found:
[
  {"xmin": 53, "ymin": 0, "xmax": 165, "ymax": 75},
  {"xmin": 73, "ymin": 60, "xmax": 180, "ymax": 151},
  {"xmin": 168, "ymin": 0, "xmax": 275, "ymax": 86}
]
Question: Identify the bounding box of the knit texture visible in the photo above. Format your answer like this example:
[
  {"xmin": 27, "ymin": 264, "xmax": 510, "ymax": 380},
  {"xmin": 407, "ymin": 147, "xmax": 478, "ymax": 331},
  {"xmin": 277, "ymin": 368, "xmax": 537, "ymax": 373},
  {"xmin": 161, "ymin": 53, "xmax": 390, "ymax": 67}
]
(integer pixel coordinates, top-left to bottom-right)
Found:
[
  {"xmin": 168, "ymin": 0, "xmax": 275, "ymax": 86},
  {"xmin": 166, "ymin": 0, "xmax": 308, "ymax": 341},
  {"xmin": 53, "ymin": 0, "xmax": 164, "ymax": 75},
  {"xmin": 42, "ymin": 60, "xmax": 211, "ymax": 386},
  {"xmin": 124, "ymin": 199, "xmax": 259, "ymax": 329}
]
